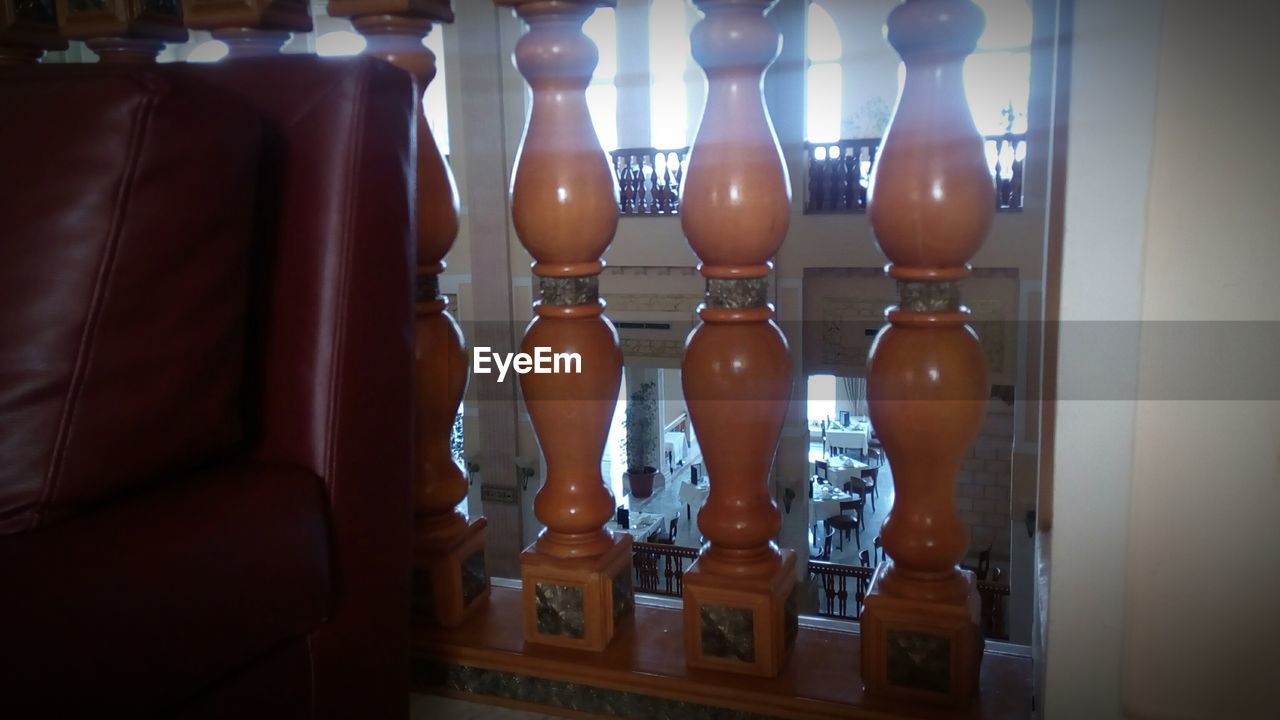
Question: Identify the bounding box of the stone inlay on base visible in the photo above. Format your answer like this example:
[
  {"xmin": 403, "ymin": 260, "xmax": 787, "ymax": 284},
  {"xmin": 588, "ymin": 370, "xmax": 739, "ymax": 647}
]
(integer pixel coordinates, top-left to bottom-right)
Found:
[
  {"xmin": 699, "ymin": 604, "xmax": 755, "ymax": 663},
  {"xmin": 416, "ymin": 273, "xmax": 441, "ymax": 303},
  {"xmin": 897, "ymin": 279, "xmax": 961, "ymax": 312},
  {"xmin": 521, "ymin": 535, "xmax": 634, "ymax": 651},
  {"xmin": 535, "ymin": 582, "xmax": 586, "ymax": 639},
  {"xmin": 462, "ymin": 550, "xmax": 488, "ymax": 606},
  {"xmin": 682, "ymin": 549, "xmax": 797, "ymax": 677},
  {"xmin": 539, "ymin": 274, "xmax": 599, "ymax": 306},
  {"xmin": 887, "ymin": 629, "xmax": 951, "ymax": 694},
  {"xmin": 860, "ymin": 562, "xmax": 983, "ymax": 707},
  {"xmin": 416, "ymin": 518, "xmax": 490, "ymax": 628},
  {"xmin": 705, "ymin": 276, "xmax": 769, "ymax": 309}
]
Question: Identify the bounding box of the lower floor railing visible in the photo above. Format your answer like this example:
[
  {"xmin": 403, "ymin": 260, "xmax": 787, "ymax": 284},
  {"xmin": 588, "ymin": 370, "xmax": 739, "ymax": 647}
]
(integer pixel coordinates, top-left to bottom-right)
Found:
[{"xmin": 633, "ymin": 542, "xmax": 1011, "ymax": 640}]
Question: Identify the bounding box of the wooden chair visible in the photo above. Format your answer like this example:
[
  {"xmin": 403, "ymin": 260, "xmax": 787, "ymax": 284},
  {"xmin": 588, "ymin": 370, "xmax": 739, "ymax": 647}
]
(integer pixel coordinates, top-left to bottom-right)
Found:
[
  {"xmin": 813, "ymin": 459, "xmax": 829, "ymax": 483},
  {"xmin": 977, "ymin": 546, "xmax": 992, "ymax": 580},
  {"xmin": 810, "ymin": 526, "xmax": 835, "ymax": 561},
  {"xmin": 654, "ymin": 516, "xmax": 679, "ymax": 545},
  {"xmin": 859, "ymin": 466, "xmax": 880, "ymax": 512},
  {"xmin": 859, "ymin": 549, "xmax": 871, "ymax": 567},
  {"xmin": 873, "ymin": 535, "xmax": 884, "ymax": 564},
  {"xmin": 842, "ymin": 480, "xmax": 868, "ymax": 530},
  {"xmin": 827, "ymin": 513, "xmax": 860, "ymax": 552}
]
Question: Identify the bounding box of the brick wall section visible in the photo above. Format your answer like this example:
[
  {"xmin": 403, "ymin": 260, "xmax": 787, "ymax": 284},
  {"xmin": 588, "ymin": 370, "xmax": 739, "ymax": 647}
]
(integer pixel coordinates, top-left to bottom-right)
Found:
[{"xmin": 955, "ymin": 395, "xmax": 1015, "ymax": 561}]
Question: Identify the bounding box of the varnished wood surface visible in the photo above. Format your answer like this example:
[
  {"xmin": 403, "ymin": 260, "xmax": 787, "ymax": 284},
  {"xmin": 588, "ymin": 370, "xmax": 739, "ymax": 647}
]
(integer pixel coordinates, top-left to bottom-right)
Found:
[{"xmin": 415, "ymin": 585, "xmax": 1032, "ymax": 720}]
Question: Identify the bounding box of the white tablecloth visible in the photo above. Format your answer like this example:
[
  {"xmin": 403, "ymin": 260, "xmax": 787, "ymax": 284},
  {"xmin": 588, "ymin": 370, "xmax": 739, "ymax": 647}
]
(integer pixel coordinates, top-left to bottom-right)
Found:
[
  {"xmin": 664, "ymin": 431, "xmax": 688, "ymax": 468},
  {"xmin": 826, "ymin": 424, "xmax": 870, "ymax": 456},
  {"xmin": 809, "ymin": 485, "xmax": 856, "ymax": 522},
  {"xmin": 811, "ymin": 456, "xmax": 868, "ymax": 488},
  {"xmin": 607, "ymin": 511, "xmax": 665, "ymax": 542},
  {"xmin": 679, "ymin": 478, "xmax": 710, "ymax": 511}
]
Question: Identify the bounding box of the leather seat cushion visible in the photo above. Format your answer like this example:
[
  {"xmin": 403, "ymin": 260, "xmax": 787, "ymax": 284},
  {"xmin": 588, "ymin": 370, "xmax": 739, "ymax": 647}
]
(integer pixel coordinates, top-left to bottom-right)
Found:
[
  {"xmin": 0, "ymin": 67, "xmax": 264, "ymax": 533},
  {"xmin": 0, "ymin": 461, "xmax": 332, "ymax": 717}
]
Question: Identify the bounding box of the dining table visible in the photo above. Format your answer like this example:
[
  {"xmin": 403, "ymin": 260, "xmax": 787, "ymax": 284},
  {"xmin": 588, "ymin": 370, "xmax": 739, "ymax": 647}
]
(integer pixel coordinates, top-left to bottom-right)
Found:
[
  {"xmin": 678, "ymin": 477, "xmax": 710, "ymax": 521},
  {"xmin": 606, "ymin": 511, "xmax": 665, "ymax": 543},
  {"xmin": 812, "ymin": 455, "xmax": 868, "ymax": 489},
  {"xmin": 809, "ymin": 482, "xmax": 857, "ymax": 527},
  {"xmin": 826, "ymin": 421, "xmax": 870, "ymax": 456}
]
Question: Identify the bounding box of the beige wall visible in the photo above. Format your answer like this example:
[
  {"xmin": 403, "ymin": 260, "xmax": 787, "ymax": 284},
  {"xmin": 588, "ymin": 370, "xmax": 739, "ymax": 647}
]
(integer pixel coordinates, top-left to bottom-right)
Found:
[{"xmin": 1046, "ymin": 1, "xmax": 1280, "ymax": 718}]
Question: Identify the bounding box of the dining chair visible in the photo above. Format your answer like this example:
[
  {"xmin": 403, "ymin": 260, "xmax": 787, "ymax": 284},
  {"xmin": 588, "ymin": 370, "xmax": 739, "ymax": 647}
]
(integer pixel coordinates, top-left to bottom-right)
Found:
[
  {"xmin": 977, "ymin": 546, "xmax": 992, "ymax": 580},
  {"xmin": 859, "ymin": 466, "xmax": 880, "ymax": 512},
  {"xmin": 814, "ymin": 460, "xmax": 829, "ymax": 483},
  {"xmin": 873, "ymin": 535, "xmax": 883, "ymax": 564},
  {"xmin": 827, "ymin": 513, "xmax": 859, "ymax": 552},
  {"xmin": 859, "ymin": 549, "xmax": 871, "ymax": 567}
]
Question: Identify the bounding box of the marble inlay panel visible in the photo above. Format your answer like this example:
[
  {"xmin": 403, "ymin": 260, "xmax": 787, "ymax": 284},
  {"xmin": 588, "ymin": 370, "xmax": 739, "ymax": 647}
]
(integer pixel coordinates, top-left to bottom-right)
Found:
[
  {"xmin": 612, "ymin": 566, "xmax": 634, "ymax": 624},
  {"xmin": 535, "ymin": 582, "xmax": 585, "ymax": 639},
  {"xmin": 462, "ymin": 550, "xmax": 488, "ymax": 606},
  {"xmin": 699, "ymin": 604, "xmax": 755, "ymax": 663},
  {"xmin": 414, "ymin": 661, "xmax": 776, "ymax": 720},
  {"xmin": 886, "ymin": 629, "xmax": 950, "ymax": 694}
]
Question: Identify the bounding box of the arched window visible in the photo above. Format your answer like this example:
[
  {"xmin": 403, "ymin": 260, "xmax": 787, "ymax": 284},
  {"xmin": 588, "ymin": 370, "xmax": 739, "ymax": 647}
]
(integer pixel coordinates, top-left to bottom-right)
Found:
[
  {"xmin": 805, "ymin": 2, "xmax": 842, "ymax": 144},
  {"xmin": 966, "ymin": 0, "xmax": 1033, "ymax": 136},
  {"xmin": 584, "ymin": 7, "xmax": 620, "ymax": 151}
]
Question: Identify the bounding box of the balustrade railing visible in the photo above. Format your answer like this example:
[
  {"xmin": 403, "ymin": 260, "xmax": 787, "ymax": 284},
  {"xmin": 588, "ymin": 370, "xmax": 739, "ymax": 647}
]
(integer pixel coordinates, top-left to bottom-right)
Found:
[
  {"xmin": 610, "ymin": 147, "xmax": 689, "ymax": 216},
  {"xmin": 805, "ymin": 132, "xmax": 1027, "ymax": 214},
  {"xmin": 632, "ymin": 541, "xmax": 698, "ymax": 597}
]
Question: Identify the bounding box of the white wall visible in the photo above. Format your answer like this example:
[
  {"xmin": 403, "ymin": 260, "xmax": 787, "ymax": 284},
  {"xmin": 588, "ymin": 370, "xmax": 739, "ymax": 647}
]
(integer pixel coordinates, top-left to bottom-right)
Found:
[{"xmin": 1045, "ymin": 1, "xmax": 1280, "ymax": 718}]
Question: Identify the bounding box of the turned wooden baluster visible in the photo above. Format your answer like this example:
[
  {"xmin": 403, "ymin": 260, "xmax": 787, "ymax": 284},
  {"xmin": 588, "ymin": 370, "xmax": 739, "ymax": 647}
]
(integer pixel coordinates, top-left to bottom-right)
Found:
[
  {"xmin": 328, "ymin": 0, "xmax": 487, "ymax": 628},
  {"xmin": 2, "ymin": 0, "xmax": 67, "ymax": 63},
  {"xmin": 182, "ymin": 0, "xmax": 311, "ymax": 58},
  {"xmin": 859, "ymin": 0, "xmax": 994, "ymax": 707},
  {"xmin": 679, "ymin": 0, "xmax": 795, "ymax": 678},
  {"xmin": 496, "ymin": 0, "xmax": 629, "ymax": 653},
  {"xmin": 55, "ymin": 0, "xmax": 185, "ymax": 63}
]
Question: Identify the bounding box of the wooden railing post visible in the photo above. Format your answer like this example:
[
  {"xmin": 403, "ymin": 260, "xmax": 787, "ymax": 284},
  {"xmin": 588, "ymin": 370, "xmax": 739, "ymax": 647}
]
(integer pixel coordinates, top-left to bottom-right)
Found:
[
  {"xmin": 495, "ymin": 0, "xmax": 630, "ymax": 652},
  {"xmin": 181, "ymin": 0, "xmax": 311, "ymax": 58},
  {"xmin": 1, "ymin": 0, "xmax": 67, "ymax": 63},
  {"xmin": 860, "ymin": 0, "xmax": 995, "ymax": 707},
  {"xmin": 678, "ymin": 0, "xmax": 795, "ymax": 678},
  {"xmin": 54, "ymin": 0, "xmax": 185, "ymax": 63},
  {"xmin": 328, "ymin": 0, "xmax": 488, "ymax": 628}
]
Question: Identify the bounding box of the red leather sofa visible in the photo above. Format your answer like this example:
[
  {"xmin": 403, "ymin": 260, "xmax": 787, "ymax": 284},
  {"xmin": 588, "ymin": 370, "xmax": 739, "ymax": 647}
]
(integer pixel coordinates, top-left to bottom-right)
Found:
[{"xmin": 0, "ymin": 57, "xmax": 416, "ymax": 718}]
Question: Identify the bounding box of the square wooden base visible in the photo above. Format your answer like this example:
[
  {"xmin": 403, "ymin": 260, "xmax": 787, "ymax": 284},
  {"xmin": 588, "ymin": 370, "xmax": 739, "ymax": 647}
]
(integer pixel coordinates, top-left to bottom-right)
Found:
[
  {"xmin": 519, "ymin": 535, "xmax": 634, "ymax": 652},
  {"xmin": 682, "ymin": 549, "xmax": 798, "ymax": 677},
  {"xmin": 413, "ymin": 518, "xmax": 490, "ymax": 628},
  {"xmin": 859, "ymin": 563, "xmax": 983, "ymax": 708}
]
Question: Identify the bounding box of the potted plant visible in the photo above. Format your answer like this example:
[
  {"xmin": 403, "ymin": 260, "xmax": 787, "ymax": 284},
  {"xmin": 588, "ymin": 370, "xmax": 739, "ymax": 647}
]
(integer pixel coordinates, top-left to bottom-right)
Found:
[{"xmin": 623, "ymin": 380, "xmax": 660, "ymax": 499}]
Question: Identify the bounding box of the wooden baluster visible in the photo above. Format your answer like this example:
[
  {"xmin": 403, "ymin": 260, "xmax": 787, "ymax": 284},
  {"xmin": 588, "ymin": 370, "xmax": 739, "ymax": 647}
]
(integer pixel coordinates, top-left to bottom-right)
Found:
[
  {"xmin": 329, "ymin": 0, "xmax": 488, "ymax": 628},
  {"xmin": 1010, "ymin": 138, "xmax": 1025, "ymax": 209},
  {"xmin": 670, "ymin": 149, "xmax": 686, "ymax": 213},
  {"xmin": 495, "ymin": 0, "xmax": 629, "ymax": 653},
  {"xmin": 2, "ymin": 0, "xmax": 67, "ymax": 63},
  {"xmin": 182, "ymin": 0, "xmax": 310, "ymax": 58},
  {"xmin": 857, "ymin": 145, "xmax": 871, "ymax": 209},
  {"xmin": 56, "ymin": 0, "xmax": 185, "ymax": 63},
  {"xmin": 826, "ymin": 145, "xmax": 843, "ymax": 210},
  {"xmin": 615, "ymin": 154, "xmax": 631, "ymax": 215},
  {"xmin": 842, "ymin": 146, "xmax": 856, "ymax": 210},
  {"xmin": 808, "ymin": 147, "xmax": 824, "ymax": 212},
  {"xmin": 992, "ymin": 138, "xmax": 1007, "ymax": 208},
  {"xmin": 860, "ymin": 0, "xmax": 994, "ymax": 707},
  {"xmin": 679, "ymin": 0, "xmax": 795, "ymax": 678}
]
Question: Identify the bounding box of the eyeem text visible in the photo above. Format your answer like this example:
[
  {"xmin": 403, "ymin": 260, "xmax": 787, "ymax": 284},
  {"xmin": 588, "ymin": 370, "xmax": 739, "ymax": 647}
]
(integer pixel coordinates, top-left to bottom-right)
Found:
[{"xmin": 473, "ymin": 346, "xmax": 582, "ymax": 383}]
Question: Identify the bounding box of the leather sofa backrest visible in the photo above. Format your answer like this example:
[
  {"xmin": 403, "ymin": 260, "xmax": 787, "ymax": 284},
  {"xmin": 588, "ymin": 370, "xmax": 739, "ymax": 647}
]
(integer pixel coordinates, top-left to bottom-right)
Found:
[{"xmin": 0, "ymin": 68, "xmax": 264, "ymax": 534}]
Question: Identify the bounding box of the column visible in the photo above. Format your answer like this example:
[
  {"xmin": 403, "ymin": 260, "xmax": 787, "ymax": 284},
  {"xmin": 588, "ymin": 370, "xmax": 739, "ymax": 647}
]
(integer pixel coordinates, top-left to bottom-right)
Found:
[
  {"xmin": 859, "ymin": 0, "xmax": 994, "ymax": 707},
  {"xmin": 679, "ymin": 0, "xmax": 796, "ymax": 678},
  {"xmin": 495, "ymin": 0, "xmax": 631, "ymax": 653},
  {"xmin": 2, "ymin": 0, "xmax": 67, "ymax": 63},
  {"xmin": 55, "ymin": 0, "xmax": 186, "ymax": 63},
  {"xmin": 330, "ymin": 0, "xmax": 490, "ymax": 628},
  {"xmin": 182, "ymin": 0, "xmax": 311, "ymax": 58}
]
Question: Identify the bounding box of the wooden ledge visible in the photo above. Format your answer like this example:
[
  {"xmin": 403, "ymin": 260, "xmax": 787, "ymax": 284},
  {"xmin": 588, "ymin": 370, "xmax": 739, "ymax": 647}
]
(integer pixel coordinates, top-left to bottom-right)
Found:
[{"xmin": 412, "ymin": 583, "xmax": 1031, "ymax": 720}]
